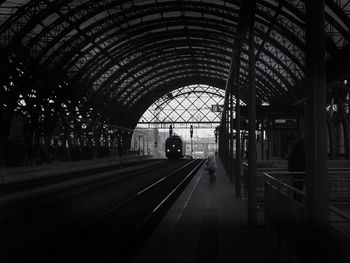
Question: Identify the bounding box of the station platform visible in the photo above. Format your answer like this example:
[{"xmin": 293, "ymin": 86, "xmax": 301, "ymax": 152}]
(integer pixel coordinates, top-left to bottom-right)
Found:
[
  {"xmin": 0, "ymin": 154, "xmax": 154, "ymax": 186},
  {"xmin": 133, "ymin": 157, "xmax": 288, "ymax": 263}
]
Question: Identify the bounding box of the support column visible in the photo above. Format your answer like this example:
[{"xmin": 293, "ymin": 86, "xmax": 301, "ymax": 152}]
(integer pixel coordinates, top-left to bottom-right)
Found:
[
  {"xmin": 261, "ymin": 120, "xmax": 265, "ymax": 160},
  {"xmin": 226, "ymin": 109, "xmax": 230, "ymax": 171},
  {"xmin": 229, "ymin": 84, "xmax": 234, "ymax": 182},
  {"xmin": 248, "ymin": 14, "xmax": 257, "ymax": 227},
  {"xmin": 267, "ymin": 120, "xmax": 272, "ymax": 160},
  {"xmin": 235, "ymin": 68, "xmax": 242, "ymax": 196},
  {"xmin": 305, "ymin": 0, "xmax": 328, "ymax": 260}
]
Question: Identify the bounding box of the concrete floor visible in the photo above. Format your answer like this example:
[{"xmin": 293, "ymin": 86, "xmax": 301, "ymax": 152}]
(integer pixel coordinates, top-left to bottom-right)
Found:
[{"xmin": 133, "ymin": 157, "xmax": 288, "ymax": 263}]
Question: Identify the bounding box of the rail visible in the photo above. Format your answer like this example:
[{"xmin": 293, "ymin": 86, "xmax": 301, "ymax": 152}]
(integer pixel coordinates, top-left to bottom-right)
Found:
[
  {"xmin": 104, "ymin": 159, "xmax": 204, "ymax": 262},
  {"xmin": 0, "ymin": 159, "xmax": 166, "ymax": 216},
  {"xmin": 0, "ymin": 155, "xmax": 154, "ymax": 185},
  {"xmin": 23, "ymin": 159, "xmax": 204, "ymax": 262}
]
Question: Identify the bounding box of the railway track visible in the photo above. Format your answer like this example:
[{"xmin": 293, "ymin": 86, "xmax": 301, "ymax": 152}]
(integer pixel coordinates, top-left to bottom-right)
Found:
[
  {"xmin": 0, "ymin": 159, "xmax": 203, "ymax": 263},
  {"xmin": 0, "ymin": 159, "xmax": 166, "ymax": 219}
]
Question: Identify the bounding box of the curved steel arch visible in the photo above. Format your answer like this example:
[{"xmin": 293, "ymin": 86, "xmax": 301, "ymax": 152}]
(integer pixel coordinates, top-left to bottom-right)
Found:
[
  {"xmin": 128, "ymin": 72, "xmax": 281, "ymax": 123},
  {"xmin": 28, "ymin": 0, "xmax": 303, "ymax": 67},
  {"xmin": 124, "ymin": 65, "xmax": 229, "ymax": 105},
  {"xmin": 1, "ymin": 0, "xmax": 350, "ymax": 127},
  {"xmin": 12, "ymin": 0, "xmax": 304, "ymax": 92},
  {"xmin": 138, "ymin": 85, "xmax": 225, "ymax": 126},
  {"xmin": 75, "ymin": 18, "xmax": 303, "ymax": 93},
  {"xmin": 1, "ymin": 0, "xmax": 347, "ymax": 57},
  {"xmin": 326, "ymin": 0, "xmax": 350, "ymax": 32},
  {"xmin": 57, "ymin": 9, "xmax": 301, "ymax": 75},
  {"xmin": 100, "ymin": 51, "xmax": 230, "ymax": 98},
  {"xmin": 116, "ymin": 69, "xmax": 228, "ymax": 108},
  {"xmin": 117, "ymin": 61, "xmax": 278, "ymax": 109},
  {"xmin": 52, "ymin": 4, "xmax": 306, "ymax": 83},
  {"xmin": 154, "ymin": 87, "xmax": 225, "ymax": 109},
  {"xmin": 99, "ymin": 52, "xmax": 293, "ymax": 107},
  {"xmin": 79, "ymin": 27, "xmax": 303, "ymax": 103},
  {"xmin": 82, "ymin": 38, "xmax": 232, "ymax": 91},
  {"xmin": 34, "ymin": 2, "xmax": 240, "ymax": 67},
  {"xmin": 94, "ymin": 33, "xmax": 300, "ymax": 98},
  {"xmin": 65, "ymin": 17, "xmax": 236, "ymax": 81},
  {"xmin": 111, "ymin": 49, "xmax": 290, "ymax": 105},
  {"xmin": 52, "ymin": 3, "xmax": 304, "ymax": 106},
  {"xmin": 130, "ymin": 77, "xmax": 228, "ymax": 122}
]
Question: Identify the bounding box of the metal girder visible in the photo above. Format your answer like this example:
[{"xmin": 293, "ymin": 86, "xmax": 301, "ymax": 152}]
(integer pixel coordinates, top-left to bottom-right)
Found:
[
  {"xmin": 130, "ymin": 76, "xmax": 227, "ymax": 124},
  {"xmin": 1, "ymin": 0, "xmax": 350, "ymax": 125},
  {"xmin": 121, "ymin": 67, "xmax": 227, "ymax": 107},
  {"xmin": 59, "ymin": 11, "xmax": 305, "ymax": 87},
  {"xmin": 106, "ymin": 40, "xmax": 298, "ymax": 98},
  {"xmin": 247, "ymin": 0, "xmax": 257, "ymax": 226},
  {"xmin": 59, "ymin": 25, "xmax": 298, "ymax": 109},
  {"xmin": 0, "ymin": 1, "xmax": 67, "ymax": 46},
  {"xmin": 138, "ymin": 85, "xmax": 224, "ymax": 125},
  {"xmin": 325, "ymin": 0, "xmax": 350, "ymax": 49},
  {"xmin": 39, "ymin": 1, "xmax": 303, "ymax": 71},
  {"xmin": 119, "ymin": 53, "xmax": 286, "ymax": 108},
  {"xmin": 59, "ymin": 11, "xmax": 302, "ymax": 76},
  {"xmin": 327, "ymin": 0, "xmax": 350, "ymax": 30},
  {"xmin": 111, "ymin": 52, "xmax": 284, "ymax": 108},
  {"xmin": 155, "ymin": 91, "xmax": 225, "ymax": 109},
  {"xmin": 83, "ymin": 38, "xmax": 231, "ymax": 91},
  {"xmin": 119, "ymin": 47, "xmax": 291, "ymax": 98},
  {"xmin": 0, "ymin": 0, "xmax": 306, "ymax": 104},
  {"xmin": 103, "ymin": 53, "xmax": 229, "ymax": 99},
  {"xmin": 67, "ymin": 18, "xmax": 235, "ymax": 82},
  {"xmin": 85, "ymin": 29, "xmax": 301, "ymax": 99},
  {"xmin": 78, "ymin": 28, "xmax": 302, "ymax": 105},
  {"xmin": 34, "ymin": 2, "xmax": 240, "ymax": 67}
]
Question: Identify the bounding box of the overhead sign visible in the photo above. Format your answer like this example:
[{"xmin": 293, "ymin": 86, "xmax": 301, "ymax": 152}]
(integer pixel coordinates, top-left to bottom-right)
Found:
[
  {"xmin": 211, "ymin": 104, "xmax": 224, "ymax": 112},
  {"xmin": 273, "ymin": 118, "xmax": 297, "ymax": 129},
  {"xmin": 326, "ymin": 104, "xmax": 338, "ymax": 112}
]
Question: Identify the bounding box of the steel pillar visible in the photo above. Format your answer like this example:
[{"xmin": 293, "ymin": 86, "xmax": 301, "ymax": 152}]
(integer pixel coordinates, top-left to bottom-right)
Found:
[
  {"xmin": 227, "ymin": 112, "xmax": 230, "ymax": 171},
  {"xmin": 235, "ymin": 64, "xmax": 242, "ymax": 196},
  {"xmin": 248, "ymin": 9, "xmax": 257, "ymax": 227},
  {"xmin": 229, "ymin": 87, "xmax": 234, "ymax": 182},
  {"xmin": 261, "ymin": 121, "xmax": 265, "ymax": 160},
  {"xmin": 305, "ymin": 0, "xmax": 329, "ymax": 261}
]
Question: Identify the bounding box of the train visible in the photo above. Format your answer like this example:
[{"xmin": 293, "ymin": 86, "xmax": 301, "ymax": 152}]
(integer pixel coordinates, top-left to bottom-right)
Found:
[{"xmin": 165, "ymin": 135, "xmax": 186, "ymax": 159}]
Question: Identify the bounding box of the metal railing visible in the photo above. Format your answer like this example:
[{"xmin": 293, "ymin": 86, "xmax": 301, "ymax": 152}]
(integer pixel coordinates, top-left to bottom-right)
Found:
[
  {"xmin": 264, "ymin": 171, "xmax": 350, "ymax": 262},
  {"xmin": 328, "ymin": 159, "xmax": 350, "ymax": 169},
  {"xmin": 242, "ymin": 161, "xmax": 288, "ymax": 203},
  {"xmin": 264, "ymin": 172, "xmax": 305, "ymax": 261},
  {"xmin": 328, "ymin": 205, "xmax": 350, "ymax": 262},
  {"xmin": 241, "ymin": 159, "xmax": 350, "ymax": 203}
]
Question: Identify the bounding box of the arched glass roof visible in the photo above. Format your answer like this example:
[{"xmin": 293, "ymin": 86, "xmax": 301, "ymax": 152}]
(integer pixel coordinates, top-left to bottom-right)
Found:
[
  {"xmin": 138, "ymin": 84, "xmax": 227, "ymax": 128},
  {"xmin": 1, "ymin": 0, "xmax": 350, "ymax": 127}
]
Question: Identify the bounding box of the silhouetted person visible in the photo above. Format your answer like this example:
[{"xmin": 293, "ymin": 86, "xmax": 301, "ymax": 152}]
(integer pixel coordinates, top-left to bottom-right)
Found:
[
  {"xmin": 288, "ymin": 135, "xmax": 305, "ymax": 201},
  {"xmin": 288, "ymin": 137, "xmax": 305, "ymax": 172},
  {"xmin": 118, "ymin": 144, "xmax": 123, "ymax": 157},
  {"xmin": 205, "ymin": 156, "xmax": 217, "ymax": 175},
  {"xmin": 59, "ymin": 144, "xmax": 68, "ymax": 161},
  {"xmin": 205, "ymin": 156, "xmax": 217, "ymax": 188}
]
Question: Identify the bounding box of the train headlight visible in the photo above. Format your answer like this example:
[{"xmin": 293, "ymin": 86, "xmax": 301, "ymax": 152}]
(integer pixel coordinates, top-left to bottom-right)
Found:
[
  {"xmin": 177, "ymin": 149, "xmax": 180, "ymax": 152},
  {"xmin": 167, "ymin": 149, "xmax": 170, "ymax": 152}
]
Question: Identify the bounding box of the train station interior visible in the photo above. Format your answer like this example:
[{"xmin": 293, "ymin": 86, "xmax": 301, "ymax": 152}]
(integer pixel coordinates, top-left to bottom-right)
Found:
[{"xmin": 1, "ymin": 0, "xmax": 350, "ymax": 262}]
